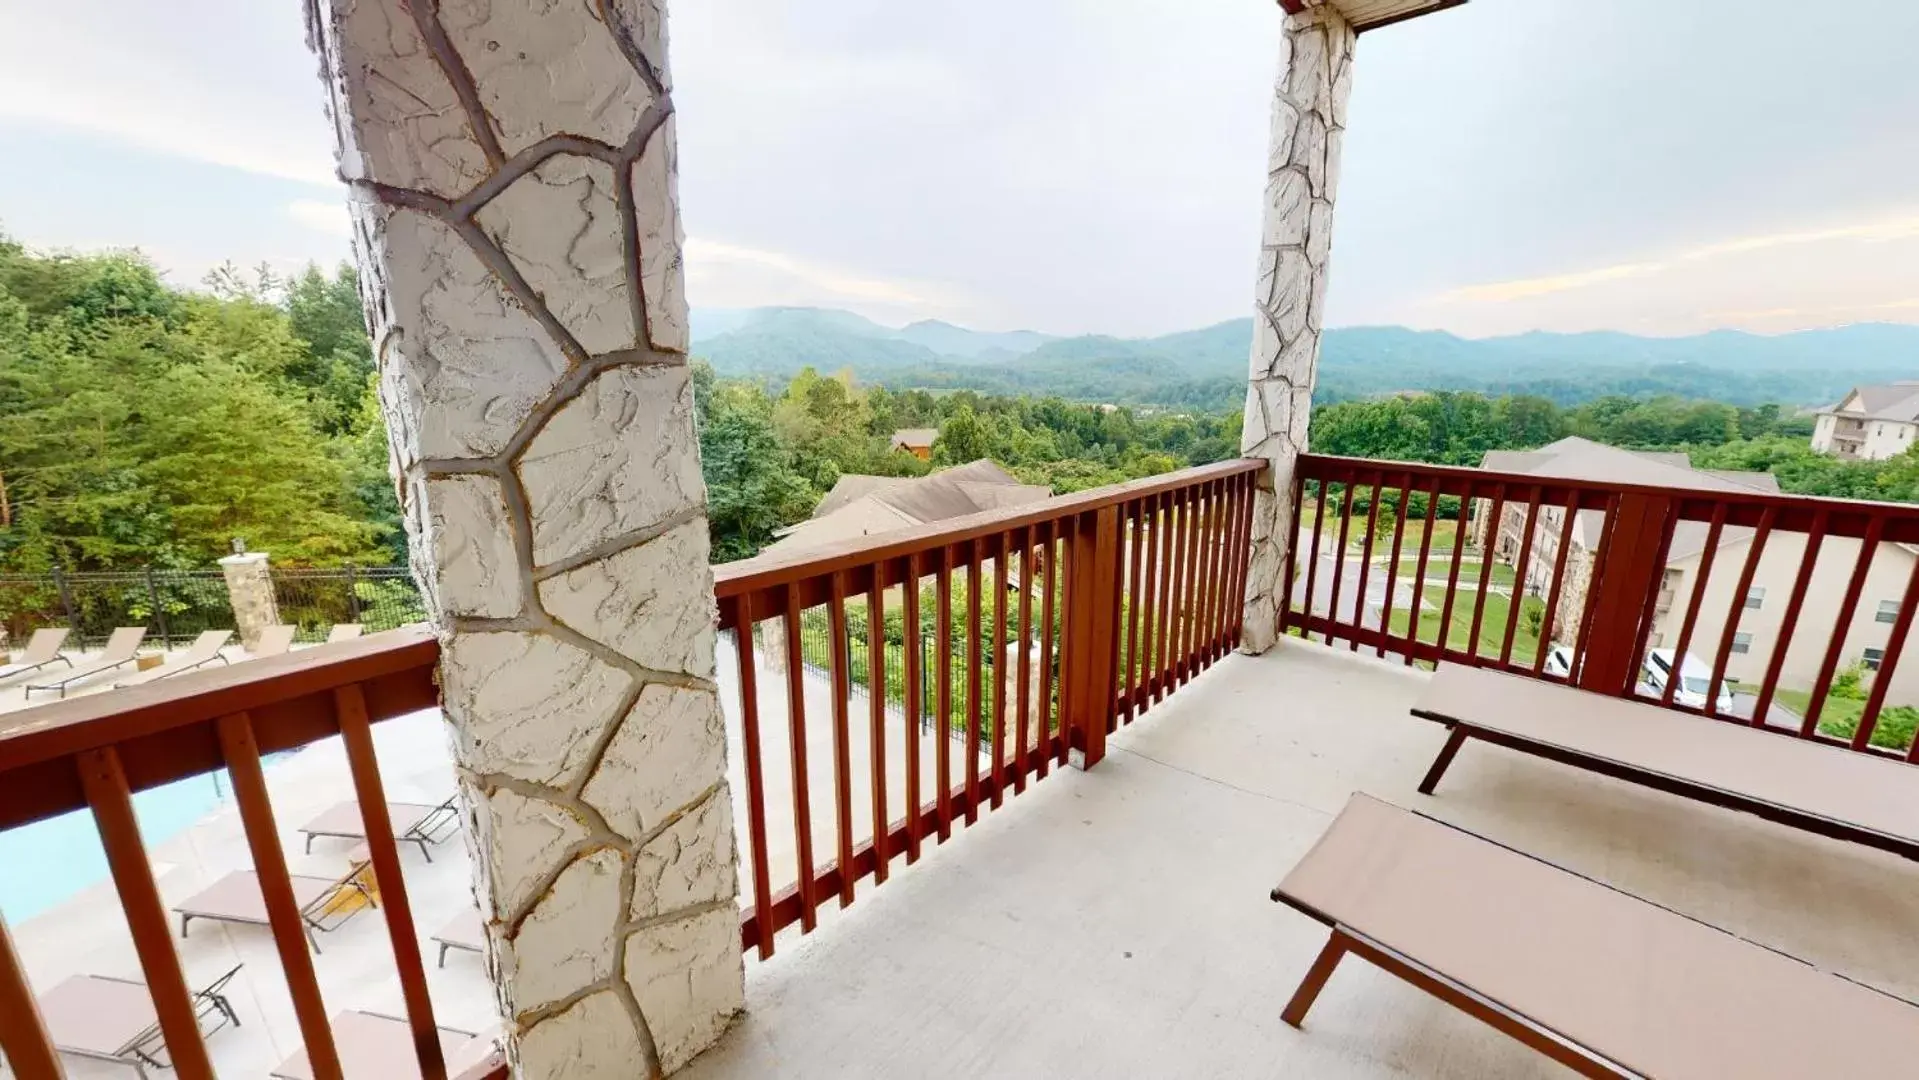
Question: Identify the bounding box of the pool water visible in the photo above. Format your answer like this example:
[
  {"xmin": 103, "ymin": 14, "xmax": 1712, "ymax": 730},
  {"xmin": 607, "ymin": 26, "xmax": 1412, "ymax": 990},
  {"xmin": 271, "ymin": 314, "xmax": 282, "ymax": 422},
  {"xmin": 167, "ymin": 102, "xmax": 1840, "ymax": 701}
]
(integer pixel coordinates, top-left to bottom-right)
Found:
[{"xmin": 0, "ymin": 773, "xmax": 227, "ymax": 924}]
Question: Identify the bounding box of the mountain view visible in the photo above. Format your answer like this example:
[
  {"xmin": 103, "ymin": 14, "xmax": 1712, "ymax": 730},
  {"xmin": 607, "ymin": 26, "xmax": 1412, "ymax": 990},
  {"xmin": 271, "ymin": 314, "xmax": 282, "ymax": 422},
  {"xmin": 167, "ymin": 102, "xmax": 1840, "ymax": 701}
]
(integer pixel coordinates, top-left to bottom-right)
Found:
[{"xmin": 693, "ymin": 307, "xmax": 1919, "ymax": 410}]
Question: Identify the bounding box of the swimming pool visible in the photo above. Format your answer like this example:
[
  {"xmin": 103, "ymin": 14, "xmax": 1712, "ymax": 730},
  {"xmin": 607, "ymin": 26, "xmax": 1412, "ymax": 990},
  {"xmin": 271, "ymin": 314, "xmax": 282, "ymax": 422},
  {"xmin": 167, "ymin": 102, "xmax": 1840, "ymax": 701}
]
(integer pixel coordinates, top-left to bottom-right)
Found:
[{"xmin": 0, "ymin": 773, "xmax": 227, "ymax": 924}]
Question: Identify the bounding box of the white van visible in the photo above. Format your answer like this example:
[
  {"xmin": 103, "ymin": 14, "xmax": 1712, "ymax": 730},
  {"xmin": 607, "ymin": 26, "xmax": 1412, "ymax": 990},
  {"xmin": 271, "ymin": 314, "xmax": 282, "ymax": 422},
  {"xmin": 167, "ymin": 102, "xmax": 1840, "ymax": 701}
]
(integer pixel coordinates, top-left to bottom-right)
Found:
[{"xmin": 1641, "ymin": 648, "xmax": 1733, "ymax": 711}]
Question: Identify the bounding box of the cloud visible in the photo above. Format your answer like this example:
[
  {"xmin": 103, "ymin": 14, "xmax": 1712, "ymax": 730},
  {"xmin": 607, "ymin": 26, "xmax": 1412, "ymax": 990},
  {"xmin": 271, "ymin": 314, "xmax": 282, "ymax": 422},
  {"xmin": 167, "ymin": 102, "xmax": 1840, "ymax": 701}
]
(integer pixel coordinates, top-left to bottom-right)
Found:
[
  {"xmin": 683, "ymin": 238, "xmax": 977, "ymax": 323},
  {"xmin": 286, "ymin": 200, "xmax": 352, "ymax": 238}
]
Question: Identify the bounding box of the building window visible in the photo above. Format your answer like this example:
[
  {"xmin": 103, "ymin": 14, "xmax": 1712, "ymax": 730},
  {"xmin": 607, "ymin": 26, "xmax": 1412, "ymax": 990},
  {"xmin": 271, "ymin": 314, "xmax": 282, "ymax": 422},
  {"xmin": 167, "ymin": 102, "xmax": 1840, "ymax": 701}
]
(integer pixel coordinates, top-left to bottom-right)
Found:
[
  {"xmin": 1864, "ymin": 647, "xmax": 1886, "ymax": 671},
  {"xmin": 1744, "ymin": 587, "xmax": 1765, "ymax": 611},
  {"xmin": 1731, "ymin": 632, "xmax": 1754, "ymax": 654},
  {"xmin": 1878, "ymin": 599, "xmax": 1900, "ymax": 624}
]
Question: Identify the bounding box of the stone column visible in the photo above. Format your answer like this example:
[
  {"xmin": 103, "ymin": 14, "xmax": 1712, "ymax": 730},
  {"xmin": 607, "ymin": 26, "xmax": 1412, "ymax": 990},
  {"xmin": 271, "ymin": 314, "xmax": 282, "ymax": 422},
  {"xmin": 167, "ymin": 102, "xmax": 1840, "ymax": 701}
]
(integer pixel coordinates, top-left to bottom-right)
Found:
[
  {"xmin": 1239, "ymin": 5, "xmax": 1356, "ymax": 654},
  {"xmin": 306, "ymin": 3, "xmax": 742, "ymax": 1077},
  {"xmin": 217, "ymin": 552, "xmax": 280, "ymax": 651}
]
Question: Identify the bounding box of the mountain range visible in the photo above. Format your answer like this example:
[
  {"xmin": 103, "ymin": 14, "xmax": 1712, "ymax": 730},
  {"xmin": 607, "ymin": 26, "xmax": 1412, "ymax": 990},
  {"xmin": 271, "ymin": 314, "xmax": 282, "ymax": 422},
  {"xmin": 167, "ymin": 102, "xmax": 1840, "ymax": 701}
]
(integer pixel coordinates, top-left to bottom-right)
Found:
[{"xmin": 691, "ymin": 307, "xmax": 1919, "ymax": 410}]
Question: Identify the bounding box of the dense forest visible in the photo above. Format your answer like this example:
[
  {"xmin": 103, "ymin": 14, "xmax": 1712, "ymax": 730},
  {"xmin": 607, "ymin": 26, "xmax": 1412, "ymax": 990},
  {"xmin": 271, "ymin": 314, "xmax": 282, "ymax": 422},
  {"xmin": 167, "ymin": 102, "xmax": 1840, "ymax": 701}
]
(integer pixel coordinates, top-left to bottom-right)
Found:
[{"xmin": 8, "ymin": 235, "xmax": 1919, "ymax": 575}]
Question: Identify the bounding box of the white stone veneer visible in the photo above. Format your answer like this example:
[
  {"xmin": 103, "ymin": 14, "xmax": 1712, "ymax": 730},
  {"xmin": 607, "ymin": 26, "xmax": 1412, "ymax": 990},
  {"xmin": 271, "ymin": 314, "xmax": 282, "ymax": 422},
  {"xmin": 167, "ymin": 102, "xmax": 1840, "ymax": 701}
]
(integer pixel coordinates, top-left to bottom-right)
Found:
[
  {"xmin": 1240, "ymin": 6, "xmax": 1355, "ymax": 654},
  {"xmin": 306, "ymin": 1, "xmax": 742, "ymax": 1075}
]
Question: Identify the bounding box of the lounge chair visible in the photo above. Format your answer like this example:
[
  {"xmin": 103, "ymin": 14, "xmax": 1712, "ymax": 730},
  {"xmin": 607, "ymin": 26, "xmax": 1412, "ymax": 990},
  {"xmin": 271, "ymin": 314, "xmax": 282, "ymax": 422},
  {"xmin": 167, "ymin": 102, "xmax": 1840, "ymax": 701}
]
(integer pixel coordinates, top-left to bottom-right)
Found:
[
  {"xmin": 37, "ymin": 965, "xmax": 242, "ymax": 1079},
  {"xmin": 0, "ymin": 627, "xmax": 73, "ymax": 681},
  {"xmin": 1271, "ymin": 794, "xmax": 1919, "ymax": 1078},
  {"xmin": 299, "ymin": 795, "xmax": 460, "ymax": 862},
  {"xmin": 432, "ymin": 909, "xmax": 486, "ymax": 967},
  {"xmin": 269, "ymin": 1009, "xmax": 498, "ymax": 1080},
  {"xmin": 113, "ymin": 630, "xmax": 232, "ymax": 688},
  {"xmin": 248, "ymin": 623, "xmax": 299, "ymax": 658},
  {"xmin": 24, "ymin": 627, "xmax": 147, "ymax": 699},
  {"xmin": 326, "ymin": 623, "xmax": 364, "ymax": 643},
  {"xmin": 173, "ymin": 863, "xmax": 373, "ymax": 953},
  {"xmin": 1410, "ymin": 664, "xmax": 1919, "ymax": 862}
]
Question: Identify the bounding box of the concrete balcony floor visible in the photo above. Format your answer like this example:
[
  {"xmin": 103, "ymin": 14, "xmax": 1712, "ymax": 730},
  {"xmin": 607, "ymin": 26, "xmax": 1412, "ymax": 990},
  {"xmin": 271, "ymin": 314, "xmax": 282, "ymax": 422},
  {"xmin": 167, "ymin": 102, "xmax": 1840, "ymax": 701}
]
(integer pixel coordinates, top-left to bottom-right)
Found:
[{"xmin": 687, "ymin": 640, "xmax": 1919, "ymax": 1079}]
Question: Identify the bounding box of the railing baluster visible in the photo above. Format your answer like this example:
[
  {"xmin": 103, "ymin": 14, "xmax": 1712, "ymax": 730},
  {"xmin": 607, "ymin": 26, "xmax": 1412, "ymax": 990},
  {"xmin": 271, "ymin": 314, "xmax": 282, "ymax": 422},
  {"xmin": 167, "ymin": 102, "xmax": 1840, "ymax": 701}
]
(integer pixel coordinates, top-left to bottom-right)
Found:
[
  {"xmin": 1569, "ymin": 494, "xmax": 1621, "ymax": 683},
  {"xmin": 1535, "ymin": 491, "xmax": 1580, "ymax": 678},
  {"xmin": 991, "ymin": 533, "xmax": 1010, "ymax": 807},
  {"xmin": 1623, "ymin": 503, "xmax": 1680, "ymax": 692},
  {"xmin": 1707, "ymin": 507, "xmax": 1775, "ymax": 720},
  {"xmin": 1435, "ymin": 481, "xmax": 1474, "ymax": 663},
  {"xmin": 1198, "ymin": 481, "xmax": 1224, "ymax": 664},
  {"xmin": 730, "ymin": 597, "xmax": 777, "ymax": 957},
  {"xmin": 1466, "ymin": 484, "xmax": 1506, "ymax": 662},
  {"xmin": 780, "ymin": 584, "xmax": 819, "ymax": 929},
  {"xmin": 1125, "ymin": 499, "xmax": 1145, "ymax": 718},
  {"xmin": 1863, "ymin": 555, "xmax": 1919, "ymax": 755},
  {"xmin": 1154, "ymin": 493, "xmax": 1178, "ymax": 701},
  {"xmin": 1058, "ymin": 515, "xmax": 1080, "ymax": 763},
  {"xmin": 1215, "ymin": 476, "xmax": 1240, "ymax": 659},
  {"xmin": 1754, "ymin": 510, "xmax": 1828, "ymax": 729},
  {"xmin": 935, "ymin": 552, "xmax": 955, "ymax": 838},
  {"xmin": 1378, "ymin": 473, "xmax": 1412, "ymax": 660},
  {"xmin": 1405, "ymin": 476, "xmax": 1441, "ymax": 666},
  {"xmin": 1325, "ymin": 481, "xmax": 1356, "ymax": 649},
  {"xmin": 1498, "ymin": 488, "xmax": 1541, "ymax": 670},
  {"xmin": 1280, "ymin": 467, "xmax": 1306, "ymax": 637},
  {"xmin": 78, "ymin": 746, "xmax": 217, "ymax": 1080},
  {"xmin": 1349, "ymin": 474, "xmax": 1382, "ymax": 654},
  {"xmin": 827, "ymin": 574, "xmax": 856, "ymax": 907},
  {"xmin": 1016, "ymin": 527, "xmax": 1036, "ymax": 790},
  {"xmin": 902, "ymin": 556, "xmax": 924, "ymax": 862},
  {"xmin": 866, "ymin": 571, "xmax": 890, "ymax": 882},
  {"xmin": 1805, "ymin": 516, "xmax": 1883, "ymax": 737},
  {"xmin": 1228, "ymin": 470, "xmax": 1258, "ymax": 648},
  {"xmin": 217, "ymin": 711, "xmax": 344, "ymax": 1077},
  {"xmin": 1665, "ymin": 504, "xmax": 1728, "ymax": 707},
  {"xmin": 1038, "ymin": 521, "xmax": 1060, "ymax": 773},
  {"xmin": 1139, "ymin": 493, "xmax": 1162, "ymax": 709},
  {"xmin": 1170, "ymin": 487, "xmax": 1195, "ymax": 679},
  {"xmin": 335, "ymin": 684, "xmax": 445, "ymax": 1080},
  {"xmin": 0, "ymin": 913, "xmax": 61, "ymax": 1080},
  {"xmin": 965, "ymin": 539, "xmax": 984, "ymax": 821}
]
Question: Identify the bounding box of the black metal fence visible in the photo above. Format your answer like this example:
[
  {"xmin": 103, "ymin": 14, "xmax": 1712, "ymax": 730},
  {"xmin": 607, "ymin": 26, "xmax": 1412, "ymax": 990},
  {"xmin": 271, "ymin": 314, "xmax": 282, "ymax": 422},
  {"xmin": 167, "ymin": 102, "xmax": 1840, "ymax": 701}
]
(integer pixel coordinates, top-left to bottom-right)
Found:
[
  {"xmin": 0, "ymin": 569, "xmax": 233, "ymax": 651},
  {"xmin": 271, "ymin": 566, "xmax": 427, "ymax": 642}
]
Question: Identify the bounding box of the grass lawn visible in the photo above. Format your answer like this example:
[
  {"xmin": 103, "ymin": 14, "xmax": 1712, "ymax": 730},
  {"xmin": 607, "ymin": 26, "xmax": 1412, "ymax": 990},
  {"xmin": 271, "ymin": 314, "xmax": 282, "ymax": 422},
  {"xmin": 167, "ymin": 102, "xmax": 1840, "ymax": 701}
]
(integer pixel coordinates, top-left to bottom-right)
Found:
[
  {"xmin": 1296, "ymin": 516, "xmax": 1467, "ymax": 560},
  {"xmin": 1382, "ymin": 590, "xmax": 1546, "ymax": 668},
  {"xmin": 1771, "ymin": 688, "xmax": 1918, "ymax": 753},
  {"xmin": 1391, "ymin": 555, "xmax": 1514, "ymax": 588}
]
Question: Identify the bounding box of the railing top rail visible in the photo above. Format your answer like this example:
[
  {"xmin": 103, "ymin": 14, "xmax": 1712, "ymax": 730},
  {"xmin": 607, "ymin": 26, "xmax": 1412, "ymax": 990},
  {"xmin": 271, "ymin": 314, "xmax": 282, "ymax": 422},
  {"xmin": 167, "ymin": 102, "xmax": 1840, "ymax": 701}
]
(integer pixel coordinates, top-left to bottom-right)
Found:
[
  {"xmin": 713, "ymin": 458, "xmax": 1265, "ymax": 598},
  {"xmin": 0, "ymin": 627, "xmax": 438, "ymax": 777}
]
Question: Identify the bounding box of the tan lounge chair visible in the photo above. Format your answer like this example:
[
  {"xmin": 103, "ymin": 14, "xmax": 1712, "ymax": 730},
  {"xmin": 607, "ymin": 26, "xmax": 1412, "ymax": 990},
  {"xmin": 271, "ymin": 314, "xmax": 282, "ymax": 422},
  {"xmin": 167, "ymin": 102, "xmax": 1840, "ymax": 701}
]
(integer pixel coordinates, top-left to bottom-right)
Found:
[
  {"xmin": 1271, "ymin": 794, "xmax": 1919, "ymax": 1078},
  {"xmin": 0, "ymin": 627, "xmax": 73, "ymax": 681},
  {"xmin": 1410, "ymin": 664, "xmax": 1919, "ymax": 861},
  {"xmin": 432, "ymin": 909, "xmax": 486, "ymax": 967},
  {"xmin": 113, "ymin": 629, "xmax": 232, "ymax": 688},
  {"xmin": 326, "ymin": 623, "xmax": 364, "ymax": 643},
  {"xmin": 249, "ymin": 623, "xmax": 299, "ymax": 658},
  {"xmin": 24, "ymin": 627, "xmax": 147, "ymax": 699},
  {"xmin": 37, "ymin": 965, "xmax": 241, "ymax": 1079},
  {"xmin": 173, "ymin": 864, "xmax": 372, "ymax": 953},
  {"xmin": 299, "ymin": 795, "xmax": 460, "ymax": 861},
  {"xmin": 269, "ymin": 1009, "xmax": 498, "ymax": 1080}
]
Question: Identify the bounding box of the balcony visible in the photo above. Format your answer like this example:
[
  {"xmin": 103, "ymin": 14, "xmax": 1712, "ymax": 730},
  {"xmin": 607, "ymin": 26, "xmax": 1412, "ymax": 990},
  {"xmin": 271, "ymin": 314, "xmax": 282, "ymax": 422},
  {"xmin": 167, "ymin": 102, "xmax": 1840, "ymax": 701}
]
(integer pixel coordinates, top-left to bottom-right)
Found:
[{"xmin": 5, "ymin": 457, "xmax": 1919, "ymax": 1079}]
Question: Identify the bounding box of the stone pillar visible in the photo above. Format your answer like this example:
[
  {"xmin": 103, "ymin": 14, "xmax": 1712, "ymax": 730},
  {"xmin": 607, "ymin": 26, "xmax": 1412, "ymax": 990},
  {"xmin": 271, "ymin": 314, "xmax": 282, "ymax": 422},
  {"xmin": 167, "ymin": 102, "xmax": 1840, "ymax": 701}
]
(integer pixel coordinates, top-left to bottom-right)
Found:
[
  {"xmin": 1239, "ymin": 5, "xmax": 1356, "ymax": 654},
  {"xmin": 217, "ymin": 552, "xmax": 280, "ymax": 651},
  {"xmin": 307, "ymin": 3, "xmax": 742, "ymax": 1077}
]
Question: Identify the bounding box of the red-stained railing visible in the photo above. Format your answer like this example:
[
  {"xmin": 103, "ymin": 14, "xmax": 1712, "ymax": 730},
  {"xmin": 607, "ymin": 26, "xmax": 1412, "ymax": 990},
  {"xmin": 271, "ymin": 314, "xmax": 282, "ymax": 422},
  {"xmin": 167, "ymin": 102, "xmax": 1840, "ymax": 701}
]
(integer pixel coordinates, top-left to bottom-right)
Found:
[
  {"xmin": 0, "ymin": 629, "xmax": 506, "ymax": 1080},
  {"xmin": 1288, "ymin": 453, "xmax": 1919, "ymax": 762},
  {"xmin": 713, "ymin": 459, "xmax": 1262, "ymax": 958}
]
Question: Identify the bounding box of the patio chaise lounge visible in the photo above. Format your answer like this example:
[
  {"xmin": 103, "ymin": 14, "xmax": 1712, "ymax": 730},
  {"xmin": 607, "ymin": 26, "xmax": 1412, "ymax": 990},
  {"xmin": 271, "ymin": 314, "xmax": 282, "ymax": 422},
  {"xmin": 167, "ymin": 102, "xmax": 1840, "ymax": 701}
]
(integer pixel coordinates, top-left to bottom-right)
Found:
[
  {"xmin": 248, "ymin": 623, "xmax": 299, "ymax": 658},
  {"xmin": 1272, "ymin": 794, "xmax": 1919, "ymax": 1078},
  {"xmin": 173, "ymin": 863, "xmax": 373, "ymax": 953},
  {"xmin": 113, "ymin": 629, "xmax": 232, "ymax": 688},
  {"xmin": 268, "ymin": 1008, "xmax": 499, "ymax": 1080},
  {"xmin": 1410, "ymin": 664, "xmax": 1919, "ymax": 861},
  {"xmin": 299, "ymin": 795, "xmax": 460, "ymax": 861},
  {"xmin": 0, "ymin": 627, "xmax": 73, "ymax": 681},
  {"xmin": 23, "ymin": 626, "xmax": 147, "ymax": 699},
  {"xmin": 327, "ymin": 623, "xmax": 364, "ymax": 643},
  {"xmin": 37, "ymin": 965, "xmax": 242, "ymax": 1079},
  {"xmin": 432, "ymin": 909, "xmax": 486, "ymax": 967}
]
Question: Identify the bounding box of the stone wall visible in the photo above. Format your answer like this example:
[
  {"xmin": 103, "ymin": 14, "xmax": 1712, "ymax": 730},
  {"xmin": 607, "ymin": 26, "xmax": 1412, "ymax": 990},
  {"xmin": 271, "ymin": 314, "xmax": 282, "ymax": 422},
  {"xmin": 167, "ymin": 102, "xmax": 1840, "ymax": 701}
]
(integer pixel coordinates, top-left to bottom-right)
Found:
[
  {"xmin": 306, "ymin": 2, "xmax": 741, "ymax": 1075},
  {"xmin": 1239, "ymin": 6, "xmax": 1355, "ymax": 653},
  {"xmin": 217, "ymin": 552, "xmax": 280, "ymax": 651}
]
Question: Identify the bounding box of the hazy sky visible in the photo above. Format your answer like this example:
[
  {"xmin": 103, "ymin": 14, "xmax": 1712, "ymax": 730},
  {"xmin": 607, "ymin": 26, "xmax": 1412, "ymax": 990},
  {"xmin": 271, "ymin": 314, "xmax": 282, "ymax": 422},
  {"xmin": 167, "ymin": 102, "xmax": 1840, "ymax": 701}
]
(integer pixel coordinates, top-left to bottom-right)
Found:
[{"xmin": 1, "ymin": 0, "xmax": 1915, "ymax": 339}]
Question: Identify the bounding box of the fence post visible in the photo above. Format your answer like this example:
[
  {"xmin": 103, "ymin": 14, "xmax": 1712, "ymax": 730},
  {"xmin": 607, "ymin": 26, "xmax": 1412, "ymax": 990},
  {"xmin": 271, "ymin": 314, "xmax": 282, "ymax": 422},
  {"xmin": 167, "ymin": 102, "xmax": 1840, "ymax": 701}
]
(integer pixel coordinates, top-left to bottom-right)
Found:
[
  {"xmin": 345, "ymin": 564, "xmax": 361, "ymax": 622},
  {"xmin": 1577, "ymin": 493, "xmax": 1674, "ymax": 697},
  {"xmin": 143, "ymin": 566, "xmax": 171, "ymax": 650},
  {"xmin": 52, "ymin": 567, "xmax": 80, "ymax": 642},
  {"xmin": 1061, "ymin": 505, "xmax": 1122, "ymax": 769},
  {"xmin": 217, "ymin": 552, "xmax": 280, "ymax": 652}
]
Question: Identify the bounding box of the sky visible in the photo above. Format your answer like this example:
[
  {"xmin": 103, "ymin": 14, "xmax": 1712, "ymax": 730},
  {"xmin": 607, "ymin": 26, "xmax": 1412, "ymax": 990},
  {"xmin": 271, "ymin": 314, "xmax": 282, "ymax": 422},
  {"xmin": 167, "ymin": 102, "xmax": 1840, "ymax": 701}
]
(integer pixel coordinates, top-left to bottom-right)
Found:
[{"xmin": 1, "ymin": 0, "xmax": 1916, "ymax": 340}]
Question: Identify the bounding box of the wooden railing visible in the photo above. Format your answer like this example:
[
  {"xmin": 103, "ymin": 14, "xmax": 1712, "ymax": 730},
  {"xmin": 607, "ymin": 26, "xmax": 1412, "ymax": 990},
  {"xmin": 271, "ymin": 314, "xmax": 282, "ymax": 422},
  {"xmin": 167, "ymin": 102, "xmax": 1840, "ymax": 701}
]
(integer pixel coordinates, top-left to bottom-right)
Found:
[
  {"xmin": 0, "ymin": 629, "xmax": 505, "ymax": 1080},
  {"xmin": 714, "ymin": 458, "xmax": 1262, "ymax": 958},
  {"xmin": 1288, "ymin": 453, "xmax": 1919, "ymax": 762}
]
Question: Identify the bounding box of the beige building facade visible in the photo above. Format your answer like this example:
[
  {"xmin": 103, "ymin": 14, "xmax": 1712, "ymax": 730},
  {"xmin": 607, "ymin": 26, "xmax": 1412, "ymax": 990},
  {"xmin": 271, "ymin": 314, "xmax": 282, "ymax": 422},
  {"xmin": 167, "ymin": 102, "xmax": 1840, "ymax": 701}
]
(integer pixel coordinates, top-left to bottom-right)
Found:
[{"xmin": 1811, "ymin": 382, "xmax": 1919, "ymax": 461}]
